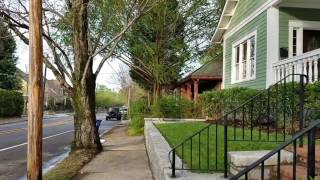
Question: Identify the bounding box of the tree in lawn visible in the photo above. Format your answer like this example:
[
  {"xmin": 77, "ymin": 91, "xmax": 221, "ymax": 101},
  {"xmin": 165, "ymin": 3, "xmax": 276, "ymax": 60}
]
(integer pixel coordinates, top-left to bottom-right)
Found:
[
  {"xmin": 126, "ymin": 0, "xmax": 188, "ymax": 104},
  {"xmin": 0, "ymin": 0, "xmax": 156, "ymax": 151},
  {"xmin": 0, "ymin": 21, "xmax": 21, "ymax": 90}
]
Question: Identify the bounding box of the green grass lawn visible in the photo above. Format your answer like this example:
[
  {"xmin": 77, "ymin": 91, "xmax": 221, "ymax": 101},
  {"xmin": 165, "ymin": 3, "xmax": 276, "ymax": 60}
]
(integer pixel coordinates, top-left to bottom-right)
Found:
[{"xmin": 156, "ymin": 122, "xmax": 283, "ymax": 172}]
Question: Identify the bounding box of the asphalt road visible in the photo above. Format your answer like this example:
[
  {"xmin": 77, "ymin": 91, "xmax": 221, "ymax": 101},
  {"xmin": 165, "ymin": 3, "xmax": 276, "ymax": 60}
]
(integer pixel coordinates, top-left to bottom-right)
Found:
[{"xmin": 0, "ymin": 113, "xmax": 119, "ymax": 180}]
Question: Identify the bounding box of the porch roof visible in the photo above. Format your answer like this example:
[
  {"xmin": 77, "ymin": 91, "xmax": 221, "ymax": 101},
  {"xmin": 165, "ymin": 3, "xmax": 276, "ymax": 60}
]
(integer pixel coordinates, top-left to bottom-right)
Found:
[
  {"xmin": 176, "ymin": 59, "xmax": 223, "ymax": 87},
  {"xmin": 211, "ymin": 0, "xmax": 239, "ymax": 44}
]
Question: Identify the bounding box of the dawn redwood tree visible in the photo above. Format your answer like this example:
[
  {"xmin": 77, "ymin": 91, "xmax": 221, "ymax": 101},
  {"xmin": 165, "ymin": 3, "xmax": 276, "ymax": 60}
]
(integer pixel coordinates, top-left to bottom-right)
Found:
[
  {"xmin": 118, "ymin": 0, "xmax": 226, "ymax": 103},
  {"xmin": 0, "ymin": 0, "xmax": 156, "ymax": 151},
  {"xmin": 127, "ymin": 0, "xmax": 188, "ymax": 104}
]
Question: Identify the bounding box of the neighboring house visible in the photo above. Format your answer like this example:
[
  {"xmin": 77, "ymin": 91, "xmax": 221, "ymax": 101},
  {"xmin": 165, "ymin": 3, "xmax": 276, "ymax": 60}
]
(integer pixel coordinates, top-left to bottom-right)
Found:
[
  {"xmin": 18, "ymin": 69, "xmax": 67, "ymax": 107},
  {"xmin": 212, "ymin": 0, "xmax": 320, "ymax": 89},
  {"xmin": 174, "ymin": 60, "xmax": 222, "ymax": 101}
]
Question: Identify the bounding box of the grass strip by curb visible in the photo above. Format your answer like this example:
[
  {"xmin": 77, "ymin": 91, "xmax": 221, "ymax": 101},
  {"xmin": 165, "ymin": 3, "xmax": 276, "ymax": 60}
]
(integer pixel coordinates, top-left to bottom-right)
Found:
[{"xmin": 44, "ymin": 149, "xmax": 98, "ymax": 180}]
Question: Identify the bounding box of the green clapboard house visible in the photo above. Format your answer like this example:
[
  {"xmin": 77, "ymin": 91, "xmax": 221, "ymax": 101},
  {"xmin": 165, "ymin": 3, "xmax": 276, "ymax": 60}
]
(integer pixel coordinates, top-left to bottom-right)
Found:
[{"xmin": 212, "ymin": 0, "xmax": 320, "ymax": 89}]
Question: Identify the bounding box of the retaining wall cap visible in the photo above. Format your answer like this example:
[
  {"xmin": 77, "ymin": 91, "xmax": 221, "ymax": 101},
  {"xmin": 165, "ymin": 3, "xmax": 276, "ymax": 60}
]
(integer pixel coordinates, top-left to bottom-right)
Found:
[{"xmin": 228, "ymin": 150, "xmax": 293, "ymax": 167}]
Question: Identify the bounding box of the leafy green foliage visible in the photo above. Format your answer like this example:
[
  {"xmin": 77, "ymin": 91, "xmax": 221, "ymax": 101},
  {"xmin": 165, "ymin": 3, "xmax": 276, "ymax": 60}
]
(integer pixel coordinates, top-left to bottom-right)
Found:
[
  {"xmin": 0, "ymin": 89, "xmax": 23, "ymax": 117},
  {"xmin": 128, "ymin": 97, "xmax": 150, "ymax": 136},
  {"xmin": 151, "ymin": 95, "xmax": 201, "ymax": 118},
  {"xmin": 180, "ymin": 0, "xmax": 225, "ymax": 61},
  {"xmin": 0, "ymin": 22, "xmax": 21, "ymax": 90},
  {"xmin": 127, "ymin": 0, "xmax": 188, "ymax": 92},
  {"xmin": 307, "ymin": 81, "xmax": 320, "ymax": 110},
  {"xmin": 199, "ymin": 87, "xmax": 260, "ymax": 119},
  {"xmin": 95, "ymin": 88, "xmax": 126, "ymax": 108}
]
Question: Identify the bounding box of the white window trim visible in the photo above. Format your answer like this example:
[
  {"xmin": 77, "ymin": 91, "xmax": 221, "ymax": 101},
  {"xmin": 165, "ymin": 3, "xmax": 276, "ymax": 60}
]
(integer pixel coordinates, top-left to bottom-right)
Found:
[
  {"xmin": 288, "ymin": 20, "xmax": 320, "ymax": 58},
  {"xmin": 231, "ymin": 30, "xmax": 257, "ymax": 84}
]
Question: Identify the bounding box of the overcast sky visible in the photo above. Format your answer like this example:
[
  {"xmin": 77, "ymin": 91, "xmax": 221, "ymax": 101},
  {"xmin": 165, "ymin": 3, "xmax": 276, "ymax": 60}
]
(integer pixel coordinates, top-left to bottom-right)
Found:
[{"xmin": 15, "ymin": 39, "xmax": 125, "ymax": 91}]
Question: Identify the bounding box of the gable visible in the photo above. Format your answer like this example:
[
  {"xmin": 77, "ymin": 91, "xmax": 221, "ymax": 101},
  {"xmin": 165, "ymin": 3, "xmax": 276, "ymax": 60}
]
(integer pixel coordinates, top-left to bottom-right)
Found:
[
  {"xmin": 228, "ymin": 0, "xmax": 266, "ymax": 30},
  {"xmin": 212, "ymin": 0, "xmax": 281, "ymax": 43}
]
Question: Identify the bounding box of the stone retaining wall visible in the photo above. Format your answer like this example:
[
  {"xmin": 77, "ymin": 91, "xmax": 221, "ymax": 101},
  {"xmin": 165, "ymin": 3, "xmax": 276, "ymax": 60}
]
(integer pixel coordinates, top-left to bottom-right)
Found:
[{"xmin": 144, "ymin": 121, "xmax": 225, "ymax": 180}]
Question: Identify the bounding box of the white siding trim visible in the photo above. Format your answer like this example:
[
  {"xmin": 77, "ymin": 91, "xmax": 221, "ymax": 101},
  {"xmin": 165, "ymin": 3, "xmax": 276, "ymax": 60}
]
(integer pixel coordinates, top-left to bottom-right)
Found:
[
  {"xmin": 222, "ymin": 40, "xmax": 226, "ymax": 89},
  {"xmin": 266, "ymin": 7, "xmax": 279, "ymax": 87},
  {"xmin": 224, "ymin": 0, "xmax": 282, "ymax": 40}
]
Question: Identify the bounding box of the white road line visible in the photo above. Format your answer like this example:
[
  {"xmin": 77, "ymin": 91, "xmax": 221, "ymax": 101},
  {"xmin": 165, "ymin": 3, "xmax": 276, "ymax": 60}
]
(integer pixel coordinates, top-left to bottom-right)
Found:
[{"xmin": 0, "ymin": 130, "xmax": 74, "ymax": 152}]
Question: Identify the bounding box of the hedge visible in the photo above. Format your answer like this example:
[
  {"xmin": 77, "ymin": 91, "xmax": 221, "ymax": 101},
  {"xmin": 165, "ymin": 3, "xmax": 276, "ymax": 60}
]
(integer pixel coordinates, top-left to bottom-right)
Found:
[
  {"xmin": 128, "ymin": 97, "xmax": 150, "ymax": 135},
  {"xmin": 0, "ymin": 89, "xmax": 24, "ymax": 117},
  {"xmin": 199, "ymin": 87, "xmax": 260, "ymax": 119},
  {"xmin": 152, "ymin": 96, "xmax": 197, "ymax": 118}
]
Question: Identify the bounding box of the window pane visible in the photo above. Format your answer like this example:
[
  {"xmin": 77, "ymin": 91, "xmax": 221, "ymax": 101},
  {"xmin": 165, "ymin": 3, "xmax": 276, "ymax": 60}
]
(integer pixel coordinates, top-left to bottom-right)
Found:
[
  {"xmin": 235, "ymin": 46, "xmax": 240, "ymax": 81},
  {"xmin": 243, "ymin": 42, "xmax": 247, "ymax": 60},
  {"xmin": 236, "ymin": 46, "xmax": 240, "ymax": 63},
  {"xmin": 242, "ymin": 42, "xmax": 247, "ymax": 79},
  {"xmin": 293, "ymin": 29, "xmax": 297, "ymax": 56},
  {"xmin": 250, "ymin": 37, "xmax": 255, "ymax": 77}
]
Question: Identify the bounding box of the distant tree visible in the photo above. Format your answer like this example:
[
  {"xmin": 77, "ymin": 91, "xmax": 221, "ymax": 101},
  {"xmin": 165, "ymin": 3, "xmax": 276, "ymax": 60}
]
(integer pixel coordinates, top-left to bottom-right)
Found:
[
  {"xmin": 0, "ymin": 21, "xmax": 21, "ymax": 90},
  {"xmin": 127, "ymin": 0, "xmax": 188, "ymax": 103}
]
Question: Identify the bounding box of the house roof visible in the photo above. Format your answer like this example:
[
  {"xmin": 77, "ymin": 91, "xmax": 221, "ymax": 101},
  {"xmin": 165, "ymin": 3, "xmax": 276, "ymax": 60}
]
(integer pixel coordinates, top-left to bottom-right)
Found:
[
  {"xmin": 211, "ymin": 0, "xmax": 239, "ymax": 43},
  {"xmin": 17, "ymin": 69, "xmax": 64, "ymax": 96},
  {"xmin": 212, "ymin": 0, "xmax": 298, "ymax": 43},
  {"xmin": 176, "ymin": 59, "xmax": 223, "ymax": 86}
]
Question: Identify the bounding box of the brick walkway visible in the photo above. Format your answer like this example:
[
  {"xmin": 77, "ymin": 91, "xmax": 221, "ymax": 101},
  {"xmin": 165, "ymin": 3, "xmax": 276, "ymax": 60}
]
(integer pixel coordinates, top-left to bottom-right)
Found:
[{"xmin": 75, "ymin": 122, "xmax": 153, "ymax": 180}]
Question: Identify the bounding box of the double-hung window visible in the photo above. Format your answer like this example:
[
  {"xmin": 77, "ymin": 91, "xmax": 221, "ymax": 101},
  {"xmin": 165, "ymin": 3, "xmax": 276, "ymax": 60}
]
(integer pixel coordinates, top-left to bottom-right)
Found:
[{"xmin": 232, "ymin": 31, "xmax": 256, "ymax": 83}]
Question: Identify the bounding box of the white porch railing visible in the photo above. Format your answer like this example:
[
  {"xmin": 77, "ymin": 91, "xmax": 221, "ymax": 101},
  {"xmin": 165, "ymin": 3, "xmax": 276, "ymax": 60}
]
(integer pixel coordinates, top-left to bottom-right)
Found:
[{"xmin": 272, "ymin": 48, "xmax": 320, "ymax": 83}]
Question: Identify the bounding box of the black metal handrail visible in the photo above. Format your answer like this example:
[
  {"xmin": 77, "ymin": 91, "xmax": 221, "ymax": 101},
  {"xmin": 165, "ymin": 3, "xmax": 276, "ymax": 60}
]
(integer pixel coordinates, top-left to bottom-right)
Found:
[
  {"xmin": 169, "ymin": 74, "xmax": 309, "ymax": 178},
  {"xmin": 230, "ymin": 119, "xmax": 320, "ymax": 180}
]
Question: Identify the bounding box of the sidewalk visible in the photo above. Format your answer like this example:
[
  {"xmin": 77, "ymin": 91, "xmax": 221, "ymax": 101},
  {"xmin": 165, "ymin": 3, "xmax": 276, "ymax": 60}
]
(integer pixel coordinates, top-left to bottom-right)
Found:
[
  {"xmin": 75, "ymin": 122, "xmax": 153, "ymax": 180},
  {"xmin": 0, "ymin": 116, "xmax": 27, "ymax": 125}
]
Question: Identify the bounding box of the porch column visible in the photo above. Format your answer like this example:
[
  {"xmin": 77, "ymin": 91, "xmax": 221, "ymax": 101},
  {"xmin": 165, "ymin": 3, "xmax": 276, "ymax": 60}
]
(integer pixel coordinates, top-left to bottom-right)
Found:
[
  {"xmin": 180, "ymin": 86, "xmax": 186, "ymax": 99},
  {"xmin": 186, "ymin": 83, "xmax": 192, "ymax": 101},
  {"xmin": 193, "ymin": 79, "xmax": 199, "ymax": 101},
  {"xmin": 266, "ymin": 7, "xmax": 279, "ymax": 87}
]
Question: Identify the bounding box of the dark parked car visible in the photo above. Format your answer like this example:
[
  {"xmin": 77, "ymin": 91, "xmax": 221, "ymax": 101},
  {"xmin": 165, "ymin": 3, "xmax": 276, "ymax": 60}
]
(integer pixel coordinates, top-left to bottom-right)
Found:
[{"xmin": 106, "ymin": 107, "xmax": 122, "ymax": 121}]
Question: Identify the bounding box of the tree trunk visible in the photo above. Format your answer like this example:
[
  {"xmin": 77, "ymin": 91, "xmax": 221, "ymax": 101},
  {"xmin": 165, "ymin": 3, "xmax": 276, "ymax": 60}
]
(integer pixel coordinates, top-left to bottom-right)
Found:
[
  {"xmin": 71, "ymin": 75, "xmax": 102, "ymax": 151},
  {"xmin": 152, "ymin": 82, "xmax": 161, "ymax": 104},
  {"xmin": 70, "ymin": 0, "xmax": 101, "ymax": 151}
]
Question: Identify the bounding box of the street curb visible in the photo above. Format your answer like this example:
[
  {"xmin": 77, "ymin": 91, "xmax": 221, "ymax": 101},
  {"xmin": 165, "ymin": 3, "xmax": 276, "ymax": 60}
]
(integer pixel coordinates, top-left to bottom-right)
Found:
[{"xmin": 0, "ymin": 119, "xmax": 27, "ymax": 125}]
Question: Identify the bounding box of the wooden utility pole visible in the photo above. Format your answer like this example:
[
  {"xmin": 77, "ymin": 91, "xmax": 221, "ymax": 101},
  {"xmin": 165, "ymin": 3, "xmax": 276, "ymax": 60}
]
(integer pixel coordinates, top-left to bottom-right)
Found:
[{"xmin": 27, "ymin": 0, "xmax": 44, "ymax": 178}]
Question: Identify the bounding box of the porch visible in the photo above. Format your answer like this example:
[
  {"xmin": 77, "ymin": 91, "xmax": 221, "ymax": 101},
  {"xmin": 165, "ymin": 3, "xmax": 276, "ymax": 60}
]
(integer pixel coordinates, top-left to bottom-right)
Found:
[
  {"xmin": 174, "ymin": 60, "xmax": 222, "ymax": 101},
  {"xmin": 273, "ymin": 48, "xmax": 320, "ymax": 83}
]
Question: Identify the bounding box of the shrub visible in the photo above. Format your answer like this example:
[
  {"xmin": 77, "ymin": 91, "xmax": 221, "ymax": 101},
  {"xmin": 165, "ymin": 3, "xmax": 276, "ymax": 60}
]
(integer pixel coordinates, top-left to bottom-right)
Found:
[
  {"xmin": 306, "ymin": 81, "xmax": 320, "ymax": 119},
  {"xmin": 0, "ymin": 89, "xmax": 23, "ymax": 117},
  {"xmin": 199, "ymin": 87, "xmax": 260, "ymax": 119},
  {"xmin": 306, "ymin": 81, "xmax": 320, "ymax": 109},
  {"xmin": 151, "ymin": 96, "xmax": 202, "ymax": 118},
  {"xmin": 128, "ymin": 97, "xmax": 150, "ymax": 135}
]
